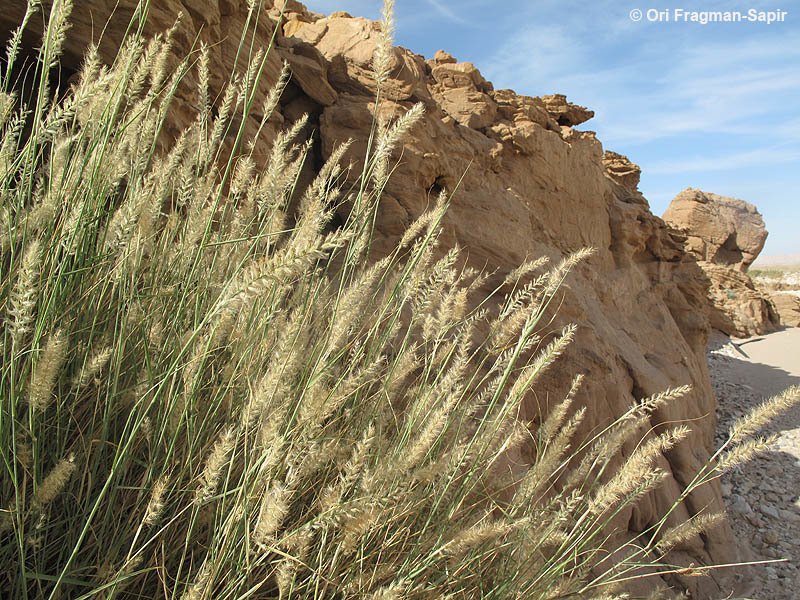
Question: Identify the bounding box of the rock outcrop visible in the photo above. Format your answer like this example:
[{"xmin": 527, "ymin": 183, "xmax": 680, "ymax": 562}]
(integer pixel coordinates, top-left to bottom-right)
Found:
[
  {"xmin": 0, "ymin": 2, "xmax": 744, "ymax": 595},
  {"xmin": 664, "ymin": 188, "xmax": 768, "ymax": 271},
  {"xmin": 540, "ymin": 93, "xmax": 595, "ymax": 127},
  {"xmin": 752, "ymin": 271, "xmax": 800, "ymax": 328},
  {"xmin": 700, "ymin": 263, "xmax": 777, "ymax": 335},
  {"xmin": 768, "ymin": 293, "xmax": 800, "ymax": 327},
  {"xmin": 664, "ymin": 189, "xmax": 778, "ymax": 337},
  {"xmin": 603, "ymin": 151, "xmax": 642, "ymax": 191}
]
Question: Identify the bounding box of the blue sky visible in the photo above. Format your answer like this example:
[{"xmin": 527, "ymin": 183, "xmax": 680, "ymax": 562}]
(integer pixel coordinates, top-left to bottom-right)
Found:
[{"xmin": 304, "ymin": 0, "xmax": 800, "ymax": 256}]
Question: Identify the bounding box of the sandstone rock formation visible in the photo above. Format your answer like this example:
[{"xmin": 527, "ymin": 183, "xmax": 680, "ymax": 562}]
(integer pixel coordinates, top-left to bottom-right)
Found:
[
  {"xmin": 664, "ymin": 189, "xmax": 778, "ymax": 337},
  {"xmin": 540, "ymin": 93, "xmax": 595, "ymax": 127},
  {"xmin": 700, "ymin": 263, "xmax": 777, "ymax": 335},
  {"xmin": 664, "ymin": 188, "xmax": 768, "ymax": 271},
  {"xmin": 769, "ymin": 293, "xmax": 800, "ymax": 327},
  {"xmin": 752, "ymin": 271, "xmax": 800, "ymax": 328},
  {"xmin": 0, "ymin": 2, "xmax": 744, "ymax": 595},
  {"xmin": 603, "ymin": 151, "xmax": 642, "ymax": 191}
]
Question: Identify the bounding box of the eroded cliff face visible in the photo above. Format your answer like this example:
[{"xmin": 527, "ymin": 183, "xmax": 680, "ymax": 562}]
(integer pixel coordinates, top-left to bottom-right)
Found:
[{"xmin": 1, "ymin": 1, "xmax": 743, "ymax": 594}]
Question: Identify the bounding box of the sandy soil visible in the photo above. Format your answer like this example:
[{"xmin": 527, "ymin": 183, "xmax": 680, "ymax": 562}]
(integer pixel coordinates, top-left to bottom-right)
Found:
[
  {"xmin": 709, "ymin": 328, "xmax": 800, "ymax": 599},
  {"xmin": 730, "ymin": 328, "xmax": 800, "ymax": 396}
]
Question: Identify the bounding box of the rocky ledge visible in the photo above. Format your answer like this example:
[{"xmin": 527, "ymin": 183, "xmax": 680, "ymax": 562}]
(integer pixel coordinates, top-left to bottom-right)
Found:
[{"xmin": 664, "ymin": 188, "xmax": 798, "ymax": 337}]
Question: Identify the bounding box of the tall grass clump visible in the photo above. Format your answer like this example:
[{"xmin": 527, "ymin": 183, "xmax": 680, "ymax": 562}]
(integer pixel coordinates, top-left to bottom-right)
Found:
[{"xmin": 2, "ymin": 1, "xmax": 799, "ymax": 598}]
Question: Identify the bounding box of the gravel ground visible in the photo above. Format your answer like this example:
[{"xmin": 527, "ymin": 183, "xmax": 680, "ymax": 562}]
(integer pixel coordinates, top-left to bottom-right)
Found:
[{"xmin": 709, "ymin": 329, "xmax": 800, "ymax": 599}]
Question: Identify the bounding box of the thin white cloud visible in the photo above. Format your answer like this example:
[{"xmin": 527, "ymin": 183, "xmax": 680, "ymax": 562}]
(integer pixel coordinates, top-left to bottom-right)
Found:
[
  {"xmin": 420, "ymin": 0, "xmax": 471, "ymax": 25},
  {"xmin": 483, "ymin": 25, "xmax": 585, "ymax": 91},
  {"xmin": 601, "ymin": 63, "xmax": 800, "ymax": 145},
  {"xmin": 645, "ymin": 145, "xmax": 800, "ymax": 175}
]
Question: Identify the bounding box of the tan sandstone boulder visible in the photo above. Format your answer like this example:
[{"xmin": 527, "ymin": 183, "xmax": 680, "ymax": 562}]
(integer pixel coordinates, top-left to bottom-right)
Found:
[
  {"xmin": 664, "ymin": 188, "xmax": 768, "ymax": 271},
  {"xmin": 664, "ymin": 189, "xmax": 778, "ymax": 337},
  {"xmin": 701, "ymin": 264, "xmax": 777, "ymax": 335},
  {"xmin": 276, "ymin": 37, "xmax": 338, "ymax": 106},
  {"xmin": 603, "ymin": 151, "xmax": 642, "ymax": 191},
  {"xmin": 426, "ymin": 56, "xmax": 498, "ymax": 130},
  {"xmin": 540, "ymin": 93, "xmax": 595, "ymax": 127},
  {"xmin": 292, "ymin": 14, "xmax": 428, "ymax": 101},
  {"xmin": 769, "ymin": 292, "xmax": 800, "ymax": 327}
]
